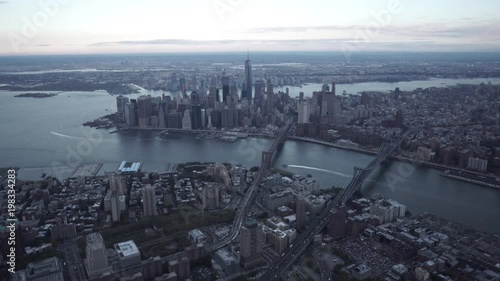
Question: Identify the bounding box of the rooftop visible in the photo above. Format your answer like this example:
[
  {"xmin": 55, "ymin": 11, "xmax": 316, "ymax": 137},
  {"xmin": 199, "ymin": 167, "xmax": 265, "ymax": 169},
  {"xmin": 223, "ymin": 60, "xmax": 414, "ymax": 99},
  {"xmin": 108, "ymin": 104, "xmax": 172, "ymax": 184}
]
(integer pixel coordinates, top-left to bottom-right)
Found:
[
  {"xmin": 118, "ymin": 161, "xmax": 142, "ymax": 173},
  {"xmin": 86, "ymin": 233, "xmax": 105, "ymax": 249},
  {"xmin": 27, "ymin": 257, "xmax": 62, "ymax": 277},
  {"xmin": 189, "ymin": 229, "xmax": 206, "ymax": 238},
  {"xmin": 114, "ymin": 240, "xmax": 140, "ymax": 257},
  {"xmin": 216, "ymin": 249, "xmax": 238, "ymax": 264}
]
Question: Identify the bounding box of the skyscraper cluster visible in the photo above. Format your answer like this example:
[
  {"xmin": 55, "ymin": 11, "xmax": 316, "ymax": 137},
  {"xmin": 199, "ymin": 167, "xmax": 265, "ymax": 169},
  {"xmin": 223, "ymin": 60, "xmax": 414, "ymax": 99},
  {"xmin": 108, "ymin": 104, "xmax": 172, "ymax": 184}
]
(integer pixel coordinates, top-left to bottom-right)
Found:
[
  {"xmin": 296, "ymin": 82, "xmax": 374, "ymax": 137},
  {"xmin": 116, "ymin": 55, "xmax": 290, "ymax": 130},
  {"xmin": 298, "ymin": 81, "xmax": 340, "ymax": 125}
]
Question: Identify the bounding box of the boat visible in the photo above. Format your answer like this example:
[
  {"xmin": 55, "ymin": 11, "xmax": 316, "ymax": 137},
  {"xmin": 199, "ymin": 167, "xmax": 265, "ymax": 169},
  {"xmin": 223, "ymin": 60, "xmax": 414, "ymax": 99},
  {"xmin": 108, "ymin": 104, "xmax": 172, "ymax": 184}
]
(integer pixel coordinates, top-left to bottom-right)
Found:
[
  {"xmin": 157, "ymin": 130, "xmax": 169, "ymax": 139},
  {"xmin": 219, "ymin": 136, "xmax": 237, "ymax": 142},
  {"xmin": 282, "ymin": 164, "xmax": 288, "ymax": 168},
  {"xmin": 196, "ymin": 133, "xmax": 208, "ymax": 139}
]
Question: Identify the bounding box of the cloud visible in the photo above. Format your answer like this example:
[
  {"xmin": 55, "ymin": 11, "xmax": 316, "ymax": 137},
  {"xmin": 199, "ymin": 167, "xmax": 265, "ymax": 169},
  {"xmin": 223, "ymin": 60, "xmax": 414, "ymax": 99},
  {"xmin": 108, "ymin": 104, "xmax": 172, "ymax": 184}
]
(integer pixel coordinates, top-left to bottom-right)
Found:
[
  {"xmin": 243, "ymin": 25, "xmax": 356, "ymax": 34},
  {"xmin": 92, "ymin": 39, "xmax": 239, "ymax": 46},
  {"xmin": 81, "ymin": 19, "xmax": 500, "ymax": 53},
  {"xmin": 242, "ymin": 20, "xmax": 500, "ymax": 40},
  {"xmin": 90, "ymin": 38, "xmax": 355, "ymax": 47},
  {"xmin": 89, "ymin": 38, "xmax": 457, "ymax": 51},
  {"xmin": 0, "ymin": 1, "xmax": 9, "ymax": 3}
]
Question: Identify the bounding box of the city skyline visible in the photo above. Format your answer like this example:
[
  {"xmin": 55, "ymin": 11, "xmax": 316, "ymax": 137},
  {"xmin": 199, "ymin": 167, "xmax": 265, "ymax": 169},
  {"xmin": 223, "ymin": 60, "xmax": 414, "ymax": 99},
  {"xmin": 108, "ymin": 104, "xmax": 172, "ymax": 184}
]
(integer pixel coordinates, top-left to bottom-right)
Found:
[
  {"xmin": 2, "ymin": 55, "xmax": 500, "ymax": 281},
  {"xmin": 1, "ymin": 0, "xmax": 500, "ymax": 55}
]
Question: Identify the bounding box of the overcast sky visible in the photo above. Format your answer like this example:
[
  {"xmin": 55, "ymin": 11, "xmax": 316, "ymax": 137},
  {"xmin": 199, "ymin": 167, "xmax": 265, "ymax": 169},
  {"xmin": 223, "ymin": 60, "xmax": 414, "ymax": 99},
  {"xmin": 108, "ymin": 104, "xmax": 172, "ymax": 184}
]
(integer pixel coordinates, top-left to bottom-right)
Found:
[{"xmin": 1, "ymin": 0, "xmax": 500, "ymax": 55}]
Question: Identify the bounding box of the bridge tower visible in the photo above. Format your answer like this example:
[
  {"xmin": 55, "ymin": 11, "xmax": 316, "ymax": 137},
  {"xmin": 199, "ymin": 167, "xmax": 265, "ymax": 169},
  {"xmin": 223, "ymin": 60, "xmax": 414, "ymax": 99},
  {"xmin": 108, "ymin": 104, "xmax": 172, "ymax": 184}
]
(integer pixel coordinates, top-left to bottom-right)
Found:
[
  {"xmin": 352, "ymin": 166, "xmax": 365, "ymax": 193},
  {"xmin": 278, "ymin": 132, "xmax": 286, "ymax": 145},
  {"xmin": 261, "ymin": 151, "xmax": 273, "ymax": 170}
]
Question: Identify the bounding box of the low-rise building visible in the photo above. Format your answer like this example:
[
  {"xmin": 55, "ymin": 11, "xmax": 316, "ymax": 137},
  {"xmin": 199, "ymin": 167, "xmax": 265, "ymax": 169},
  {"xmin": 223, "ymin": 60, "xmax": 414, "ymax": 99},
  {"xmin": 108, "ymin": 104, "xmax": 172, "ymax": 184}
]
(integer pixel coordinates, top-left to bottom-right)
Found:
[{"xmin": 214, "ymin": 249, "xmax": 240, "ymax": 276}]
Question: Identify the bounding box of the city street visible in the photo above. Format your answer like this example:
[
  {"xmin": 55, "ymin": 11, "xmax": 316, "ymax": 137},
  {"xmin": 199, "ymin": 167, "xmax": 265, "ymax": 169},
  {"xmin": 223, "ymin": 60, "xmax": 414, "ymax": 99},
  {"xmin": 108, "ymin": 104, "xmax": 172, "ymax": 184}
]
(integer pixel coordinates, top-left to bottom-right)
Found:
[{"xmin": 59, "ymin": 239, "xmax": 86, "ymax": 281}]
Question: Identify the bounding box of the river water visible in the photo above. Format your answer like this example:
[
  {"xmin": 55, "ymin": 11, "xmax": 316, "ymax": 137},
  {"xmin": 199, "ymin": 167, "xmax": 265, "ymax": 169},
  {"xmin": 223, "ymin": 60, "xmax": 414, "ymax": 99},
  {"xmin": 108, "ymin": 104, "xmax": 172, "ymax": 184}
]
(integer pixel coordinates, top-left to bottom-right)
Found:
[{"xmin": 1, "ymin": 78, "xmax": 499, "ymax": 233}]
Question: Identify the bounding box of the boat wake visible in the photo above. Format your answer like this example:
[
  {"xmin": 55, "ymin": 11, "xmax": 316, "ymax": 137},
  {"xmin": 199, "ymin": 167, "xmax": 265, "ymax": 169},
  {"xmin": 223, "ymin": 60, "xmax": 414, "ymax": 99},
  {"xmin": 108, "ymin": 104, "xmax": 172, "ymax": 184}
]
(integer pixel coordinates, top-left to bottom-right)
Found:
[
  {"xmin": 286, "ymin": 165, "xmax": 352, "ymax": 178},
  {"xmin": 50, "ymin": 131, "xmax": 118, "ymax": 143},
  {"xmin": 50, "ymin": 131, "xmax": 85, "ymax": 140}
]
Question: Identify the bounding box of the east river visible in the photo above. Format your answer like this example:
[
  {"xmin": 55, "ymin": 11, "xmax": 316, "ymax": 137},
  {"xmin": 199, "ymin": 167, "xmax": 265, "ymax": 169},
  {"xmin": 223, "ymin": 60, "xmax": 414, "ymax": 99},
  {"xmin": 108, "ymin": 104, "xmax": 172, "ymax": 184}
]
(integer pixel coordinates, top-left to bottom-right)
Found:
[{"xmin": 1, "ymin": 78, "xmax": 500, "ymax": 233}]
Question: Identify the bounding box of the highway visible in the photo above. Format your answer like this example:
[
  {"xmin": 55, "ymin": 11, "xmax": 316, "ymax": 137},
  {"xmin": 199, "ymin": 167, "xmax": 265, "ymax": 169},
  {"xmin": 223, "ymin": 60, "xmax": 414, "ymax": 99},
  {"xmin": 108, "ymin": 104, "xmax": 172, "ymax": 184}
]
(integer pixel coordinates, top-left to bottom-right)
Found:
[
  {"xmin": 258, "ymin": 130, "xmax": 411, "ymax": 281},
  {"xmin": 206, "ymin": 120, "xmax": 294, "ymax": 252}
]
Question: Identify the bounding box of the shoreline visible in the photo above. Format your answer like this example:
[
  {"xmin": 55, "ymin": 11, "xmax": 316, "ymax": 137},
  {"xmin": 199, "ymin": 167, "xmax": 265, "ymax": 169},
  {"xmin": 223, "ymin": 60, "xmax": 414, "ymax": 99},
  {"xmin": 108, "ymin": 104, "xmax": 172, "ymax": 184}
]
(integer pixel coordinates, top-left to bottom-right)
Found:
[
  {"xmin": 3, "ymin": 77, "xmax": 500, "ymax": 97},
  {"xmin": 110, "ymin": 128, "xmax": 500, "ymax": 190},
  {"xmin": 286, "ymin": 136, "xmax": 500, "ymax": 191},
  {"xmin": 441, "ymin": 173, "xmax": 500, "ymax": 190},
  {"xmin": 21, "ymin": 124, "xmax": 500, "ymax": 191},
  {"xmin": 113, "ymin": 126, "xmax": 277, "ymax": 139}
]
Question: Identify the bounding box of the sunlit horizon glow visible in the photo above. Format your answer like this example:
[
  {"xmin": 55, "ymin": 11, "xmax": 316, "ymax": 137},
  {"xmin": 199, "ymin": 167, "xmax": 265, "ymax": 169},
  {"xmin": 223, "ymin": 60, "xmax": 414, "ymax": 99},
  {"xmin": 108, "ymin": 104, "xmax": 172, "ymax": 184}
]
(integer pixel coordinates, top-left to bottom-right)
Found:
[{"xmin": 1, "ymin": 0, "xmax": 500, "ymax": 55}]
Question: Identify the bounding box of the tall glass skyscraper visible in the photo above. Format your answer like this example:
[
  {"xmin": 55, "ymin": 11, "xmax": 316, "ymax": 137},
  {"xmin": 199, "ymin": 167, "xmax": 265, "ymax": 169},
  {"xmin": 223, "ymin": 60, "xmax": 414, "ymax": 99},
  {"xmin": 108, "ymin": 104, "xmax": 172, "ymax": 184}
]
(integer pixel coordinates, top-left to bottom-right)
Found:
[
  {"xmin": 244, "ymin": 52, "xmax": 253, "ymax": 102},
  {"xmin": 222, "ymin": 76, "xmax": 230, "ymax": 104}
]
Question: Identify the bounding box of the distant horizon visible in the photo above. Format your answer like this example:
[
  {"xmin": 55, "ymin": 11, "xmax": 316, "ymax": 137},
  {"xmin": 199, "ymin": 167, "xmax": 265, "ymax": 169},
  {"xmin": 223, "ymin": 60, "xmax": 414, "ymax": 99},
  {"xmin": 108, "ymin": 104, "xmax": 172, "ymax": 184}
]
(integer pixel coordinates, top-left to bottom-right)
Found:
[{"xmin": 2, "ymin": 50, "xmax": 500, "ymax": 58}]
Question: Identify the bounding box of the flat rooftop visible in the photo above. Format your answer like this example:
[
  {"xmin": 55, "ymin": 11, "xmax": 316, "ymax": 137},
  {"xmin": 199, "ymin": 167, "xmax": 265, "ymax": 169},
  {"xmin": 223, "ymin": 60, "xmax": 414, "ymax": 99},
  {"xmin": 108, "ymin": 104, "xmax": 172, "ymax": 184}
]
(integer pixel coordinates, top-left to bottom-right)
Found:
[
  {"xmin": 27, "ymin": 257, "xmax": 62, "ymax": 277},
  {"xmin": 118, "ymin": 161, "xmax": 142, "ymax": 173},
  {"xmin": 216, "ymin": 249, "xmax": 238, "ymax": 264},
  {"xmin": 189, "ymin": 229, "xmax": 206, "ymax": 238},
  {"xmin": 114, "ymin": 240, "xmax": 140, "ymax": 257}
]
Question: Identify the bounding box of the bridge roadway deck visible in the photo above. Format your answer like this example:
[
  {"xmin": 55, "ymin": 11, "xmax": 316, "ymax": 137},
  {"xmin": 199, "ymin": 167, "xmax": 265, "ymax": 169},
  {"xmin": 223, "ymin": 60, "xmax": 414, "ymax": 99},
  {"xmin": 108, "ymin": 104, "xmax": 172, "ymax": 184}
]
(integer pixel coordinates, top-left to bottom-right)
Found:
[{"xmin": 206, "ymin": 120, "xmax": 294, "ymax": 252}]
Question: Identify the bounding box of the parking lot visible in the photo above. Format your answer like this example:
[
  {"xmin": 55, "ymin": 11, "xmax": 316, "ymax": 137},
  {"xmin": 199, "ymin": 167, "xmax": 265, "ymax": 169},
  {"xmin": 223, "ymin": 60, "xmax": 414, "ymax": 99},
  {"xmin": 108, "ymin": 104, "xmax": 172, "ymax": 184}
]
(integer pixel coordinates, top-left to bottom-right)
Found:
[{"xmin": 340, "ymin": 238, "xmax": 397, "ymax": 276}]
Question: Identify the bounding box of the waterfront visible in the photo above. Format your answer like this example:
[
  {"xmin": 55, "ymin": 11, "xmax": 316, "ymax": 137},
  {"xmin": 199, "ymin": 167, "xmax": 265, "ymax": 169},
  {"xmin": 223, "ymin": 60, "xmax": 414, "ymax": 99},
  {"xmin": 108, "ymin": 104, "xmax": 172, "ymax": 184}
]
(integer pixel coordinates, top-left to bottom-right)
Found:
[
  {"xmin": 142, "ymin": 77, "xmax": 500, "ymax": 98},
  {"xmin": 9, "ymin": 77, "xmax": 497, "ymax": 99},
  {"xmin": 274, "ymin": 141, "xmax": 500, "ymax": 234},
  {"xmin": 1, "ymin": 80, "xmax": 500, "ymax": 234},
  {"xmin": 275, "ymin": 77, "xmax": 500, "ymax": 97}
]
